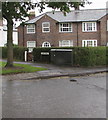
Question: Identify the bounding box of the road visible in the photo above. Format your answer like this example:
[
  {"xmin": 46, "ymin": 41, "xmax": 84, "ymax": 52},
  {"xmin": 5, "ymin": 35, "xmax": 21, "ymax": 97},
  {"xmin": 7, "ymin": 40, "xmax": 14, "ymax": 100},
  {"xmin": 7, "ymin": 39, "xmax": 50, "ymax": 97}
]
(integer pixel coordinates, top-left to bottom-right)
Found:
[{"xmin": 2, "ymin": 73, "xmax": 106, "ymax": 118}]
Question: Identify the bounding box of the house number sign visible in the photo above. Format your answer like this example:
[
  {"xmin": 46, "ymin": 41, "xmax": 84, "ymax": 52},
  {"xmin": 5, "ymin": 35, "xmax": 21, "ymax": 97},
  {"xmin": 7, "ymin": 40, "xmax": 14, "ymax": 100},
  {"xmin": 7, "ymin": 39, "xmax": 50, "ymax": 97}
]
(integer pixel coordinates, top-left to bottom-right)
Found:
[{"xmin": 41, "ymin": 52, "xmax": 49, "ymax": 55}]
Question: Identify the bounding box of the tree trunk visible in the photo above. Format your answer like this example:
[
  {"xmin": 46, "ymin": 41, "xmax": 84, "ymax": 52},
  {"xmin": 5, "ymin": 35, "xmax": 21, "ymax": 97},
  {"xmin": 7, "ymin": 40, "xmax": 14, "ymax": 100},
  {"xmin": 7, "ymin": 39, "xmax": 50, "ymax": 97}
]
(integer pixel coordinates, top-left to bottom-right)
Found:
[{"xmin": 5, "ymin": 19, "xmax": 14, "ymax": 67}]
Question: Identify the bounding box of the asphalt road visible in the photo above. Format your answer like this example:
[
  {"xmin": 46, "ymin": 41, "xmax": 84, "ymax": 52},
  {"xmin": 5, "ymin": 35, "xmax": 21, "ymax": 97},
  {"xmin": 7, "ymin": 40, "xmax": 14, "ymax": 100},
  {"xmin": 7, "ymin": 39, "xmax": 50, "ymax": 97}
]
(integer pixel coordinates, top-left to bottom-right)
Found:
[{"xmin": 2, "ymin": 73, "xmax": 106, "ymax": 118}]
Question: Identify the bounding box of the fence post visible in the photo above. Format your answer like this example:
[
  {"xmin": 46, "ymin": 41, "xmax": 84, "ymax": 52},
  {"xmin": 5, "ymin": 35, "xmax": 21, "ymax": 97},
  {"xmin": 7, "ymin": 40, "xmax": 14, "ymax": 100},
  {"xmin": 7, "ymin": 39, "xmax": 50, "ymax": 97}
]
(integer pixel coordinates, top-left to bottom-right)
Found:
[{"xmin": 25, "ymin": 51, "xmax": 27, "ymax": 62}]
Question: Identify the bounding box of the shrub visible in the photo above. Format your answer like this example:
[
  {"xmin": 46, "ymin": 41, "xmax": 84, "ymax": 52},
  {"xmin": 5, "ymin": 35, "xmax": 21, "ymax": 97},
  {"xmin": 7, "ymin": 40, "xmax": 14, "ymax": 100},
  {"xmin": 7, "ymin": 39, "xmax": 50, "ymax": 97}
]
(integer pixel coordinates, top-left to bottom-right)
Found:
[
  {"xmin": 33, "ymin": 47, "xmax": 107, "ymax": 66},
  {"xmin": 33, "ymin": 47, "xmax": 51, "ymax": 63},
  {"xmin": 106, "ymin": 47, "xmax": 108, "ymax": 65},
  {"xmin": 1, "ymin": 47, "xmax": 7, "ymax": 58},
  {"xmin": 73, "ymin": 47, "xmax": 106, "ymax": 66},
  {"xmin": 2, "ymin": 46, "xmax": 28, "ymax": 61}
]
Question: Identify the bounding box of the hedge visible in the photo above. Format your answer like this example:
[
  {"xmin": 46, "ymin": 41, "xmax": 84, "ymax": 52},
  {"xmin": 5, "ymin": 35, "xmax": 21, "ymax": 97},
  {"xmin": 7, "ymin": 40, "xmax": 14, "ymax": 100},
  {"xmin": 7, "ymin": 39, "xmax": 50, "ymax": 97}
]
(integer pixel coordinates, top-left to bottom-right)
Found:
[
  {"xmin": 33, "ymin": 47, "xmax": 107, "ymax": 66},
  {"xmin": 73, "ymin": 47, "xmax": 106, "ymax": 66},
  {"xmin": 1, "ymin": 46, "xmax": 28, "ymax": 61},
  {"xmin": 33, "ymin": 47, "xmax": 51, "ymax": 63}
]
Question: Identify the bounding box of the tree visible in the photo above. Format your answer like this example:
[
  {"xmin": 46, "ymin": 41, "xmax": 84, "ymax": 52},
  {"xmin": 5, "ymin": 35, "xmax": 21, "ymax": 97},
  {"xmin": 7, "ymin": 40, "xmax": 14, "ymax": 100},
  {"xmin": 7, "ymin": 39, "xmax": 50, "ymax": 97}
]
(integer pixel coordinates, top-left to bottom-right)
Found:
[
  {"xmin": 2, "ymin": 2, "xmax": 35, "ymax": 67},
  {"xmin": 2, "ymin": 0, "xmax": 91, "ymax": 67}
]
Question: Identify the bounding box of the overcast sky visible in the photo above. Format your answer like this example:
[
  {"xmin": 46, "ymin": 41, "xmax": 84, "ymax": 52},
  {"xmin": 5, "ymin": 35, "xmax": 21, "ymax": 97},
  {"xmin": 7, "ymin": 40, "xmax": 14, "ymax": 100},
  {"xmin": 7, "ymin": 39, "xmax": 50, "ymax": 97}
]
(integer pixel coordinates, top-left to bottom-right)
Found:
[
  {"xmin": 35, "ymin": 0, "xmax": 108, "ymax": 16},
  {"xmin": 14, "ymin": 0, "xmax": 108, "ymax": 26}
]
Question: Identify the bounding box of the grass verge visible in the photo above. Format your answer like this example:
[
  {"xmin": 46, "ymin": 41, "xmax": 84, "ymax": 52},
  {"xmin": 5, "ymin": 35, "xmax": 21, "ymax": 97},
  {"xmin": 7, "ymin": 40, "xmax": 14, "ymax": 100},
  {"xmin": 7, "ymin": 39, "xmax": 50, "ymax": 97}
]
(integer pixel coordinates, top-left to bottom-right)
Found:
[{"xmin": 0, "ymin": 61, "xmax": 47, "ymax": 75}]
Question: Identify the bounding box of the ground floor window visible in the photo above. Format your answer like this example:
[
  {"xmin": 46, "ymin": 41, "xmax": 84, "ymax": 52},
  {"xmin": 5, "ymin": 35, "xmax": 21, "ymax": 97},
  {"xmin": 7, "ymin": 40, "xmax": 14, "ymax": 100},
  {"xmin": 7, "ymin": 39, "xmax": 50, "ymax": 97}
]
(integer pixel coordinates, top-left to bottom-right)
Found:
[
  {"xmin": 59, "ymin": 40, "xmax": 73, "ymax": 47},
  {"xmin": 27, "ymin": 41, "xmax": 36, "ymax": 52},
  {"xmin": 42, "ymin": 42, "xmax": 51, "ymax": 47},
  {"xmin": 82, "ymin": 40, "xmax": 97, "ymax": 47}
]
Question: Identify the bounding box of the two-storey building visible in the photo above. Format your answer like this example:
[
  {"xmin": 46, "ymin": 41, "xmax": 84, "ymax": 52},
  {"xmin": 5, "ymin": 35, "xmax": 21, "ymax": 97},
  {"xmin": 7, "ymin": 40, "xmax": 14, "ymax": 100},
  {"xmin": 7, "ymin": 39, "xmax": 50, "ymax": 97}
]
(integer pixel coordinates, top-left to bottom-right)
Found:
[{"xmin": 18, "ymin": 9, "xmax": 108, "ymax": 52}]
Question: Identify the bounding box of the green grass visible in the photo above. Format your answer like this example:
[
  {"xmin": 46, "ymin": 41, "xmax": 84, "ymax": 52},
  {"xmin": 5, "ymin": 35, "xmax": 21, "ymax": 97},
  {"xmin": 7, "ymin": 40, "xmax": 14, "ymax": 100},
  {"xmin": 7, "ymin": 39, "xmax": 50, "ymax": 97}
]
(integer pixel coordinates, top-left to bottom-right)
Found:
[{"xmin": 0, "ymin": 61, "xmax": 47, "ymax": 75}]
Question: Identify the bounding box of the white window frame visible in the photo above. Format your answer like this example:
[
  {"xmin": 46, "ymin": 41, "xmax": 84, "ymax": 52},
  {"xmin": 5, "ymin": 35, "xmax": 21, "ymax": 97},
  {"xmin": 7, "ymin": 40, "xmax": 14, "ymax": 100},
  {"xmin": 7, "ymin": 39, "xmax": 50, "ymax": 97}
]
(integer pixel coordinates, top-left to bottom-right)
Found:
[
  {"xmin": 82, "ymin": 22, "xmax": 97, "ymax": 32},
  {"xmin": 59, "ymin": 23, "xmax": 72, "ymax": 33},
  {"xmin": 82, "ymin": 40, "xmax": 97, "ymax": 47},
  {"xmin": 27, "ymin": 24, "xmax": 35, "ymax": 34},
  {"xmin": 42, "ymin": 42, "xmax": 51, "ymax": 47},
  {"xmin": 59, "ymin": 40, "xmax": 73, "ymax": 47},
  {"xmin": 27, "ymin": 41, "xmax": 36, "ymax": 52},
  {"xmin": 42, "ymin": 22, "xmax": 50, "ymax": 33}
]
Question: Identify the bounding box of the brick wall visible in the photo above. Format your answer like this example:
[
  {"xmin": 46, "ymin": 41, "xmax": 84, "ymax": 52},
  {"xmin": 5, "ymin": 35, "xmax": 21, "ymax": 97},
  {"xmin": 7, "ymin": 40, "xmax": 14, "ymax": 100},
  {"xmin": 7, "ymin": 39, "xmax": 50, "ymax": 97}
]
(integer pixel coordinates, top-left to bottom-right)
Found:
[
  {"xmin": 18, "ymin": 14, "xmax": 107, "ymax": 47},
  {"xmin": 100, "ymin": 15, "xmax": 107, "ymax": 46}
]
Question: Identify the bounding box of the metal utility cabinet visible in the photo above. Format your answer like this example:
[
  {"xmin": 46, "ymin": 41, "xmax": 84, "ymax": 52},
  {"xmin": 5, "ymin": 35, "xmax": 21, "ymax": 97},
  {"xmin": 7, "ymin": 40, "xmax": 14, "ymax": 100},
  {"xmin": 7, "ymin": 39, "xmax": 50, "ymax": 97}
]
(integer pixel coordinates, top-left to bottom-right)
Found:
[{"xmin": 50, "ymin": 49, "xmax": 73, "ymax": 65}]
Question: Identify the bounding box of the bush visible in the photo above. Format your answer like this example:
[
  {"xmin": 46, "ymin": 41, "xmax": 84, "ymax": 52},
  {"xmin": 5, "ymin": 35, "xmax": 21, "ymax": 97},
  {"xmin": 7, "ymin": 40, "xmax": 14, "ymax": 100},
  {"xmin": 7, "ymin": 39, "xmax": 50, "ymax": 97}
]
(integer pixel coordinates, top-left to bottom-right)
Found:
[
  {"xmin": 33, "ymin": 47, "xmax": 51, "ymax": 63},
  {"xmin": 2, "ymin": 46, "xmax": 28, "ymax": 61},
  {"xmin": 33, "ymin": 47, "xmax": 107, "ymax": 66},
  {"xmin": 106, "ymin": 47, "xmax": 108, "ymax": 65},
  {"xmin": 73, "ymin": 47, "xmax": 106, "ymax": 66},
  {"xmin": 1, "ymin": 47, "xmax": 7, "ymax": 58}
]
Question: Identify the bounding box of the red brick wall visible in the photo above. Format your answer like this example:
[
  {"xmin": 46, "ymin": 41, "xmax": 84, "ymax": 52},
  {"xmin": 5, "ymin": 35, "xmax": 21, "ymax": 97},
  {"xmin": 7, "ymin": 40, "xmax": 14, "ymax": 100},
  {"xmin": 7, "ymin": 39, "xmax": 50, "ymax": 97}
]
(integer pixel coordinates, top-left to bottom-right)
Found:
[
  {"xmin": 18, "ymin": 14, "xmax": 107, "ymax": 47},
  {"xmin": 107, "ymin": 14, "xmax": 108, "ymax": 44},
  {"xmin": 77, "ymin": 22, "xmax": 100, "ymax": 46},
  {"xmin": 100, "ymin": 15, "xmax": 107, "ymax": 46}
]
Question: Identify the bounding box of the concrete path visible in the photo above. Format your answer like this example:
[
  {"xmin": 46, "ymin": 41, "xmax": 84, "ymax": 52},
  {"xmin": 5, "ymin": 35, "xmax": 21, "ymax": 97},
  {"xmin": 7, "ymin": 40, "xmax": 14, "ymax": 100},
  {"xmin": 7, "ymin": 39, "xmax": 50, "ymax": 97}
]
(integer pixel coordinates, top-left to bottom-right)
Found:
[{"xmin": 1, "ymin": 59, "xmax": 107, "ymax": 80}]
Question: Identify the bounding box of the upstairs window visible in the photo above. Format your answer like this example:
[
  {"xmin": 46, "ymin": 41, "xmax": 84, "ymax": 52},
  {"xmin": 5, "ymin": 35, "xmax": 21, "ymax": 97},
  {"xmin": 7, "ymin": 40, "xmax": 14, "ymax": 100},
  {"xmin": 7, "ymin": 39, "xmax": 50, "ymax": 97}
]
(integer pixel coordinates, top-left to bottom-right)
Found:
[
  {"xmin": 42, "ymin": 22, "xmax": 50, "ymax": 32},
  {"xmin": 27, "ymin": 24, "xmax": 35, "ymax": 34},
  {"xmin": 59, "ymin": 40, "xmax": 73, "ymax": 47},
  {"xmin": 59, "ymin": 23, "xmax": 72, "ymax": 32},
  {"xmin": 82, "ymin": 22, "xmax": 97, "ymax": 32},
  {"xmin": 27, "ymin": 41, "xmax": 36, "ymax": 52}
]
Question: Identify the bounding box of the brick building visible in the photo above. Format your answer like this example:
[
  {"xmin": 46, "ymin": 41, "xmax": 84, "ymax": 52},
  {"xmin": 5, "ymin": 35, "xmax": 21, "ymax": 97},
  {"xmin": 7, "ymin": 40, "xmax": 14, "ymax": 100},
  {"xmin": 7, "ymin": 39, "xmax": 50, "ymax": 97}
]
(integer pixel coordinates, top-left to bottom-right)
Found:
[{"xmin": 18, "ymin": 9, "xmax": 108, "ymax": 52}]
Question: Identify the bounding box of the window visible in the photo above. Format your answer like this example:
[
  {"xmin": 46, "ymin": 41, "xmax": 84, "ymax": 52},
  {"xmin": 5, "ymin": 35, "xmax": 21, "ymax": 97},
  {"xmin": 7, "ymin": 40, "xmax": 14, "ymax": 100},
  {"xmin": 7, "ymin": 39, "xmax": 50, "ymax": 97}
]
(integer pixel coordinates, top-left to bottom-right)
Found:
[
  {"xmin": 82, "ymin": 40, "xmax": 97, "ymax": 47},
  {"xmin": 42, "ymin": 22, "xmax": 50, "ymax": 32},
  {"xmin": 59, "ymin": 23, "xmax": 72, "ymax": 32},
  {"xmin": 59, "ymin": 40, "xmax": 73, "ymax": 47},
  {"xmin": 42, "ymin": 42, "xmax": 51, "ymax": 47},
  {"xmin": 27, "ymin": 24, "xmax": 35, "ymax": 33},
  {"xmin": 82, "ymin": 22, "xmax": 97, "ymax": 32},
  {"xmin": 27, "ymin": 41, "xmax": 36, "ymax": 52}
]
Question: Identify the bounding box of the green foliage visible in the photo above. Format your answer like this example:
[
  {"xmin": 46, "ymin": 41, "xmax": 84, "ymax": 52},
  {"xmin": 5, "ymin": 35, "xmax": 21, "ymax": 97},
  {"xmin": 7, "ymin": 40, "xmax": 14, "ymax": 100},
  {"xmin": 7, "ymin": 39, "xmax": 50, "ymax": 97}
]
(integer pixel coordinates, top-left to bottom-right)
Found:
[
  {"xmin": 2, "ymin": 47, "xmax": 28, "ymax": 61},
  {"xmin": 2, "ymin": 2, "xmax": 35, "ymax": 21},
  {"xmin": 40, "ymin": 1, "xmax": 91, "ymax": 15},
  {"xmin": 33, "ymin": 47, "xmax": 107, "ymax": 66},
  {"xmin": 73, "ymin": 47, "xmax": 106, "ymax": 66},
  {"xmin": 1, "ymin": 47, "xmax": 7, "ymax": 59},
  {"xmin": 33, "ymin": 47, "xmax": 51, "ymax": 63},
  {"xmin": 106, "ymin": 47, "xmax": 108, "ymax": 65}
]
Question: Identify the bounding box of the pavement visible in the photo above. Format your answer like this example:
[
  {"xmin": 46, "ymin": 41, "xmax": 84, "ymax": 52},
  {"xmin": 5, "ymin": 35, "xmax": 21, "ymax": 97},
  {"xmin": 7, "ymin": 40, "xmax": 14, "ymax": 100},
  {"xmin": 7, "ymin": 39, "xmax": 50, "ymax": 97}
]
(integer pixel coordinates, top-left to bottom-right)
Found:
[{"xmin": 1, "ymin": 59, "xmax": 107, "ymax": 81}]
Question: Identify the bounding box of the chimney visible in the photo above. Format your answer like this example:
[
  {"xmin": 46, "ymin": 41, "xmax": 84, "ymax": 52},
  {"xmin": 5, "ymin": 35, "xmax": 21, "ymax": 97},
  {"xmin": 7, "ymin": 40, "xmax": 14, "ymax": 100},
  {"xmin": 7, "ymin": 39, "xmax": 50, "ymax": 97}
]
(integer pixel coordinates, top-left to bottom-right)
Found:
[{"xmin": 29, "ymin": 11, "xmax": 36, "ymax": 20}]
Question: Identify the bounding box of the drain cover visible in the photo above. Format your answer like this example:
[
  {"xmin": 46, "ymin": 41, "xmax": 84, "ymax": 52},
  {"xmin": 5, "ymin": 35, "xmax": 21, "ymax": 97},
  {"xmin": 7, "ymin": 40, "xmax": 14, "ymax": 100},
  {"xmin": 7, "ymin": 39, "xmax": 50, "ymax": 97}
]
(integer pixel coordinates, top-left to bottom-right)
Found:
[{"xmin": 70, "ymin": 79, "xmax": 77, "ymax": 82}]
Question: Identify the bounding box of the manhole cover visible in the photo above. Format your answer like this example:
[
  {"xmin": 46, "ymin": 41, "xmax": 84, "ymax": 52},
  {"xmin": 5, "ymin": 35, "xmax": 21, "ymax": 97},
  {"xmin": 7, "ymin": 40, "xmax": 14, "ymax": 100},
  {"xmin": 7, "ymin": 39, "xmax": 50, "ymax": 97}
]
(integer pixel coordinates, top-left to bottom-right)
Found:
[{"xmin": 70, "ymin": 79, "xmax": 77, "ymax": 82}]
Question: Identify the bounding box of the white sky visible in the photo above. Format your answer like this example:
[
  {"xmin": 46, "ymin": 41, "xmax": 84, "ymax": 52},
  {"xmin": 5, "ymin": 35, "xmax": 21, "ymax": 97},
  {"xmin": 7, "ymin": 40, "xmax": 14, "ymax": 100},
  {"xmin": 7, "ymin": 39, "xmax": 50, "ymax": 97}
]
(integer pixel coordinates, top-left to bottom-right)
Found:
[
  {"xmin": 14, "ymin": 0, "xmax": 108, "ymax": 26},
  {"xmin": 35, "ymin": 0, "xmax": 108, "ymax": 16}
]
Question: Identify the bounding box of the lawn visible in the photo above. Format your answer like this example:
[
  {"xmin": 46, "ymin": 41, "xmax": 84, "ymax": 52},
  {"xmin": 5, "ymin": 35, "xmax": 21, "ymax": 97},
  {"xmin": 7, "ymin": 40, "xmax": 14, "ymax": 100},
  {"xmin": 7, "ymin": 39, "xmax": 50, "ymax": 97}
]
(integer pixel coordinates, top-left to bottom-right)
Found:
[{"xmin": 0, "ymin": 61, "xmax": 47, "ymax": 75}]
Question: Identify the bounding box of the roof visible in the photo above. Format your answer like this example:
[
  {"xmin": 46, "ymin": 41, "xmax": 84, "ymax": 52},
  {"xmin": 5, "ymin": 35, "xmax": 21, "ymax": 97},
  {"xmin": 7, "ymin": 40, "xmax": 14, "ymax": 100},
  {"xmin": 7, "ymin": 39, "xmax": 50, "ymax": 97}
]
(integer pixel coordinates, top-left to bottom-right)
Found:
[
  {"xmin": 26, "ymin": 14, "xmax": 45, "ymax": 24},
  {"xmin": 25, "ymin": 8, "xmax": 107, "ymax": 24}
]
